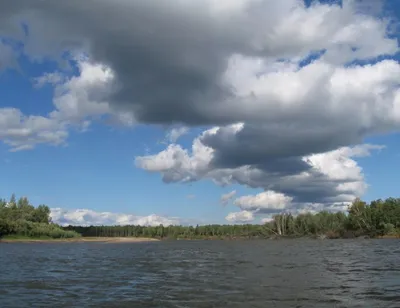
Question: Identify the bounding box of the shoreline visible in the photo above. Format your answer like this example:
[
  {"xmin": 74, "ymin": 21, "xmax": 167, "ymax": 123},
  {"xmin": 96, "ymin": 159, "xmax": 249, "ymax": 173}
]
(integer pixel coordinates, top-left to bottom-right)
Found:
[
  {"xmin": 0, "ymin": 237, "xmax": 160, "ymax": 243},
  {"xmin": 1, "ymin": 235, "xmax": 399, "ymax": 243},
  {"xmin": 376, "ymin": 234, "xmax": 400, "ymax": 239}
]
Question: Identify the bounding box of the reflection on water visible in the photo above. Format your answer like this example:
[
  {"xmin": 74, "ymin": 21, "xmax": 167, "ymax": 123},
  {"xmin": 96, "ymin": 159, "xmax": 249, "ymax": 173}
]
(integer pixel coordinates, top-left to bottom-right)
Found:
[{"xmin": 0, "ymin": 239, "xmax": 399, "ymax": 307}]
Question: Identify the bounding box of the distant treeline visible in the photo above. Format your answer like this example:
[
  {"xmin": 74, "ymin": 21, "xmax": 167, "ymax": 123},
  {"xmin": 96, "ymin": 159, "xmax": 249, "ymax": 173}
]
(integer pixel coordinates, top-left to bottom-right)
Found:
[
  {"xmin": 2, "ymin": 195, "xmax": 400, "ymax": 240},
  {"xmin": 0, "ymin": 194, "xmax": 80, "ymax": 239},
  {"xmin": 64, "ymin": 198, "xmax": 400, "ymax": 239}
]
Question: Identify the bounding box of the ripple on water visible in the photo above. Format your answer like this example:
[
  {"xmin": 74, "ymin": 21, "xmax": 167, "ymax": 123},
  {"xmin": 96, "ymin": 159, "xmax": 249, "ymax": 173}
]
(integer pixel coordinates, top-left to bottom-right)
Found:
[{"xmin": 1, "ymin": 239, "xmax": 400, "ymax": 308}]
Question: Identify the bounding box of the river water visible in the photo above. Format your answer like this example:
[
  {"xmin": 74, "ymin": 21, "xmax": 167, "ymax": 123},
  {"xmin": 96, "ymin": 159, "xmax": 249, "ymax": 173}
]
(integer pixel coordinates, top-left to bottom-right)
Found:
[{"xmin": 0, "ymin": 239, "xmax": 399, "ymax": 307}]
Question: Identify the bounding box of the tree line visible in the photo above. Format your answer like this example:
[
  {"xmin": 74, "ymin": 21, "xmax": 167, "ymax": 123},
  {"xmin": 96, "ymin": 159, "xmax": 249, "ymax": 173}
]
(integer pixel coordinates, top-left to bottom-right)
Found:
[
  {"xmin": 64, "ymin": 198, "xmax": 400, "ymax": 239},
  {"xmin": 0, "ymin": 194, "xmax": 80, "ymax": 239},
  {"xmin": 1, "ymin": 194, "xmax": 400, "ymax": 240},
  {"xmin": 263, "ymin": 197, "xmax": 400, "ymax": 239}
]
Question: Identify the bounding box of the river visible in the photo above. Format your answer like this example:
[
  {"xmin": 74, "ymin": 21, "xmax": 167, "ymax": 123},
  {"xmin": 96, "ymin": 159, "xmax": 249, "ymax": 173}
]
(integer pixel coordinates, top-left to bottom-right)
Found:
[{"xmin": 0, "ymin": 239, "xmax": 399, "ymax": 307}]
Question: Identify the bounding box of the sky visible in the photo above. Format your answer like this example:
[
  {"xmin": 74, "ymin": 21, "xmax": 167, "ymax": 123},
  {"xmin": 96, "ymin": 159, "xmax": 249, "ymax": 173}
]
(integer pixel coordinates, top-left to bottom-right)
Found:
[{"xmin": 0, "ymin": 0, "xmax": 399, "ymax": 226}]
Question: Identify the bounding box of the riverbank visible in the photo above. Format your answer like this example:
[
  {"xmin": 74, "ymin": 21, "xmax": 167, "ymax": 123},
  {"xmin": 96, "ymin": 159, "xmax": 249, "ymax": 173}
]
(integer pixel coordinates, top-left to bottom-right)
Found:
[
  {"xmin": 0, "ymin": 236, "xmax": 160, "ymax": 243},
  {"xmin": 376, "ymin": 234, "xmax": 400, "ymax": 239},
  {"xmin": 1, "ymin": 234, "xmax": 399, "ymax": 243}
]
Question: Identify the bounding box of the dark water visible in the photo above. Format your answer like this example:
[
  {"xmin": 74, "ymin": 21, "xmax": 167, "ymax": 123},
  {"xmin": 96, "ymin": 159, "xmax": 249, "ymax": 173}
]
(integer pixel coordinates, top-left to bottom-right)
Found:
[{"xmin": 0, "ymin": 239, "xmax": 399, "ymax": 308}]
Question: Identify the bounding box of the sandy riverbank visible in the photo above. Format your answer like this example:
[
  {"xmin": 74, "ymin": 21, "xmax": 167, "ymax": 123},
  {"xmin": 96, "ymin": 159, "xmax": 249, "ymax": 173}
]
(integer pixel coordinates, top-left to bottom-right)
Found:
[{"xmin": 0, "ymin": 237, "xmax": 160, "ymax": 243}]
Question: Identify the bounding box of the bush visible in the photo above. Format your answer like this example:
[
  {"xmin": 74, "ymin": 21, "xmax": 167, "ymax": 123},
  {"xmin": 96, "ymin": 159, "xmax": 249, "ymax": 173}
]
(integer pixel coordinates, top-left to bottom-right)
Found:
[
  {"xmin": 383, "ymin": 223, "xmax": 396, "ymax": 235},
  {"xmin": 0, "ymin": 195, "xmax": 80, "ymax": 239},
  {"xmin": 15, "ymin": 221, "xmax": 81, "ymax": 239}
]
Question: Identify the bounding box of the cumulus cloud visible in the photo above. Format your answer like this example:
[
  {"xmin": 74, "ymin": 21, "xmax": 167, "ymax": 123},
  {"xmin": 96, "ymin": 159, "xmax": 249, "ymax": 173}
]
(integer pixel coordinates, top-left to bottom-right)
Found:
[
  {"xmin": 33, "ymin": 72, "xmax": 64, "ymax": 88},
  {"xmin": 0, "ymin": 1, "xmax": 398, "ymax": 218},
  {"xmin": 136, "ymin": 126, "xmax": 384, "ymax": 216},
  {"xmin": 0, "ymin": 58, "xmax": 131, "ymax": 151},
  {"xmin": 260, "ymin": 217, "xmax": 273, "ymax": 224},
  {"xmin": 48, "ymin": 59, "xmax": 114, "ymax": 125},
  {"xmin": 0, "ymin": 0, "xmax": 398, "ymax": 124},
  {"xmin": 225, "ymin": 210, "xmax": 254, "ymax": 223},
  {"xmin": 220, "ymin": 190, "xmax": 237, "ymax": 205},
  {"xmin": 1, "ymin": 1, "xmax": 399, "ymax": 144},
  {"xmin": 50, "ymin": 208, "xmax": 180, "ymax": 227},
  {"xmin": 0, "ymin": 108, "xmax": 68, "ymax": 151},
  {"xmin": 234, "ymin": 191, "xmax": 293, "ymax": 212},
  {"xmin": 166, "ymin": 127, "xmax": 189, "ymax": 143}
]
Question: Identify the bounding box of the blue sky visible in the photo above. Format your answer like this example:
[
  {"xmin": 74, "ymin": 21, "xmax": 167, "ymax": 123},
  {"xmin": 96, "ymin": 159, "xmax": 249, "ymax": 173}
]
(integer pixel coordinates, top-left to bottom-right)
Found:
[
  {"xmin": 0, "ymin": 0, "xmax": 399, "ymax": 226},
  {"xmin": 0, "ymin": 58, "xmax": 260, "ymax": 224}
]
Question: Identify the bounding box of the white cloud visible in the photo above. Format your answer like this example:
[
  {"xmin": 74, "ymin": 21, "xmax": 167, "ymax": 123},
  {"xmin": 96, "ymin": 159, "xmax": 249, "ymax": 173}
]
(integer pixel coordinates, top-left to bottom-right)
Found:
[
  {"xmin": 0, "ymin": 58, "xmax": 131, "ymax": 151},
  {"xmin": 305, "ymin": 144, "xmax": 385, "ymax": 183},
  {"xmin": 33, "ymin": 72, "xmax": 64, "ymax": 88},
  {"xmin": 220, "ymin": 190, "xmax": 236, "ymax": 205},
  {"xmin": 166, "ymin": 127, "xmax": 189, "ymax": 143},
  {"xmin": 1, "ymin": 0, "xmax": 397, "ymax": 126},
  {"xmin": 0, "ymin": 0, "xmax": 398, "ymax": 220},
  {"xmin": 260, "ymin": 217, "xmax": 273, "ymax": 224},
  {"xmin": 136, "ymin": 127, "xmax": 383, "ymax": 217},
  {"xmin": 225, "ymin": 210, "xmax": 254, "ymax": 223},
  {"xmin": 1, "ymin": 2, "xmax": 399, "ymax": 154},
  {"xmin": 50, "ymin": 208, "xmax": 180, "ymax": 227},
  {"xmin": 0, "ymin": 108, "xmax": 68, "ymax": 151},
  {"xmin": 234, "ymin": 191, "xmax": 293, "ymax": 212},
  {"xmin": 219, "ymin": 58, "xmax": 400, "ymax": 128},
  {"xmin": 135, "ymin": 130, "xmax": 216, "ymax": 183},
  {"xmin": 135, "ymin": 126, "xmax": 229, "ymax": 183},
  {"xmin": 49, "ymin": 60, "xmax": 114, "ymax": 124}
]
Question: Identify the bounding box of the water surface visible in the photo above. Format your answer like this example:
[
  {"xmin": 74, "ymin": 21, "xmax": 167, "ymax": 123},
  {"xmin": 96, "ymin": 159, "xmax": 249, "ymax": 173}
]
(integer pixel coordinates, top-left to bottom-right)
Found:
[{"xmin": 1, "ymin": 239, "xmax": 399, "ymax": 307}]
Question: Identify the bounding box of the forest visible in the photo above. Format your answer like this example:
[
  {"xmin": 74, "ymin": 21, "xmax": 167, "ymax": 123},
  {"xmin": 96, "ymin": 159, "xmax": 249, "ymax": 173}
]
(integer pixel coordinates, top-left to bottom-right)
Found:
[
  {"xmin": 65, "ymin": 197, "xmax": 400, "ymax": 239},
  {"xmin": 0, "ymin": 195, "xmax": 80, "ymax": 239},
  {"xmin": 1, "ymin": 195, "xmax": 400, "ymax": 240}
]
